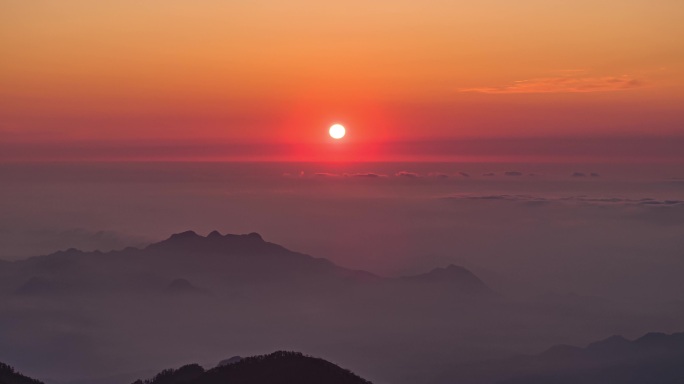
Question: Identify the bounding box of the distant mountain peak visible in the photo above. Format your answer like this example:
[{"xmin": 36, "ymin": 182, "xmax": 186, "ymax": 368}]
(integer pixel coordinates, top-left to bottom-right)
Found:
[
  {"xmin": 438, "ymin": 331, "xmax": 684, "ymax": 384},
  {"xmin": 217, "ymin": 356, "xmax": 242, "ymax": 367},
  {"xmin": 634, "ymin": 331, "xmax": 678, "ymax": 347},
  {"xmin": 162, "ymin": 230, "xmax": 265, "ymax": 243},
  {"xmin": 421, "ymin": 264, "xmax": 481, "ymax": 280},
  {"xmin": 245, "ymin": 232, "xmax": 263, "ymax": 241},
  {"xmin": 586, "ymin": 334, "xmax": 631, "ymax": 352},
  {"xmin": 167, "ymin": 230, "xmax": 201, "ymax": 241},
  {"xmin": 436, "ymin": 264, "xmax": 472, "ymax": 274},
  {"xmin": 591, "ymin": 334, "xmax": 629, "ymax": 344},
  {"xmin": 400, "ymin": 264, "xmax": 493, "ymax": 295},
  {"xmin": 164, "ymin": 278, "xmax": 207, "ymax": 296},
  {"xmin": 148, "ymin": 231, "xmax": 270, "ymax": 254}
]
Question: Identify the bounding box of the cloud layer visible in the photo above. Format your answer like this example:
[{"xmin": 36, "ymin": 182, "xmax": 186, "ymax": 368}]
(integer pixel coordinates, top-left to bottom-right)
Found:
[{"xmin": 461, "ymin": 75, "xmax": 641, "ymax": 94}]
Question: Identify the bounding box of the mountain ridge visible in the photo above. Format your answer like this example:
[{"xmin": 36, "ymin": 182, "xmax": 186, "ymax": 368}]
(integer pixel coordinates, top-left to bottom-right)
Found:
[
  {"xmin": 432, "ymin": 331, "xmax": 684, "ymax": 384},
  {"xmin": 0, "ymin": 361, "xmax": 43, "ymax": 384},
  {"xmin": 132, "ymin": 351, "xmax": 372, "ymax": 384},
  {"xmin": 3, "ymin": 230, "xmax": 491, "ymax": 295},
  {"xmin": 400, "ymin": 264, "xmax": 494, "ymax": 295}
]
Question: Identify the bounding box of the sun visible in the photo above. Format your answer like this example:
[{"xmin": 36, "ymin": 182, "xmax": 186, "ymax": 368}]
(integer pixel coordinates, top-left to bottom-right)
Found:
[{"xmin": 329, "ymin": 124, "xmax": 346, "ymax": 139}]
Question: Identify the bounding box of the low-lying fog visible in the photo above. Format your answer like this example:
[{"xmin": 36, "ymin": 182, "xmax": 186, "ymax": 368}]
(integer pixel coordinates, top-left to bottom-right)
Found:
[{"xmin": 0, "ymin": 161, "xmax": 683, "ymax": 383}]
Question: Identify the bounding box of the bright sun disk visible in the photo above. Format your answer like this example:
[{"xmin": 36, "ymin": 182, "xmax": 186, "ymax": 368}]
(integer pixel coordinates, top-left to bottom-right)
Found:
[{"xmin": 329, "ymin": 124, "xmax": 346, "ymax": 139}]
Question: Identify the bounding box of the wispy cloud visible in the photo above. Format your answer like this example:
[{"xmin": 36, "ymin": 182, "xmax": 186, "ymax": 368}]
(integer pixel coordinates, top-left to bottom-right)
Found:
[
  {"xmin": 443, "ymin": 194, "xmax": 684, "ymax": 207},
  {"xmin": 461, "ymin": 75, "xmax": 642, "ymax": 94},
  {"xmin": 396, "ymin": 171, "xmax": 420, "ymax": 178}
]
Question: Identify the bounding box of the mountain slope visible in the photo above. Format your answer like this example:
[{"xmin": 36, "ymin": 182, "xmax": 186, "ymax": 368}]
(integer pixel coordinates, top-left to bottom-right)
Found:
[
  {"xmin": 0, "ymin": 362, "xmax": 43, "ymax": 384},
  {"xmin": 0, "ymin": 231, "xmax": 496, "ymax": 384},
  {"xmin": 133, "ymin": 351, "xmax": 372, "ymax": 384},
  {"xmin": 400, "ymin": 264, "xmax": 494, "ymax": 295},
  {"xmin": 2, "ymin": 231, "xmax": 490, "ymax": 297},
  {"xmin": 432, "ymin": 331, "xmax": 684, "ymax": 384}
]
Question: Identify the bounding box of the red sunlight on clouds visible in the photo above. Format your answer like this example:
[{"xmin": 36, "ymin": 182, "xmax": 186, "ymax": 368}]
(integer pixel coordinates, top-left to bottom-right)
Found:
[{"xmin": 1, "ymin": 1, "xmax": 683, "ymax": 162}]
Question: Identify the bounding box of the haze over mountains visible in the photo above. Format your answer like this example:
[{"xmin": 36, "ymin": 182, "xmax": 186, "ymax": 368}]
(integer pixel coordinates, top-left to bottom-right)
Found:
[
  {"xmin": 129, "ymin": 332, "xmax": 684, "ymax": 384},
  {"xmin": 5, "ymin": 331, "xmax": 684, "ymax": 384},
  {"xmin": 4, "ymin": 161, "xmax": 683, "ymax": 305},
  {"xmin": 432, "ymin": 332, "xmax": 684, "ymax": 384},
  {"xmin": 1, "ymin": 230, "xmax": 492, "ymax": 297},
  {"xmin": 0, "ymin": 230, "xmax": 499, "ymax": 383},
  {"xmin": 1, "ymin": 230, "xmax": 683, "ymax": 383},
  {"xmin": 4, "ymin": 0, "xmax": 684, "ymax": 380}
]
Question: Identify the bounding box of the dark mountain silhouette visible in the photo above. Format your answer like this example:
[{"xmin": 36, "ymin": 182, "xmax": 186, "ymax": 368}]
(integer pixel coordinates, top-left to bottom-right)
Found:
[
  {"xmin": 2, "ymin": 229, "xmax": 683, "ymax": 384},
  {"xmin": 0, "ymin": 362, "xmax": 43, "ymax": 384},
  {"xmin": 9, "ymin": 230, "xmax": 683, "ymax": 384},
  {"xmin": 401, "ymin": 264, "xmax": 494, "ymax": 295},
  {"xmin": 1, "ymin": 231, "xmax": 490, "ymax": 297},
  {"xmin": 133, "ymin": 364, "xmax": 204, "ymax": 384},
  {"xmin": 431, "ymin": 331, "xmax": 684, "ymax": 384},
  {"xmin": 217, "ymin": 356, "xmax": 242, "ymax": 367},
  {"xmin": 0, "ymin": 231, "xmax": 508, "ymax": 384},
  {"xmin": 13, "ymin": 276, "xmax": 71, "ymax": 295},
  {"xmin": 133, "ymin": 351, "xmax": 371, "ymax": 384},
  {"xmin": 147, "ymin": 231, "xmax": 270, "ymax": 254},
  {"xmin": 164, "ymin": 278, "xmax": 207, "ymax": 296}
]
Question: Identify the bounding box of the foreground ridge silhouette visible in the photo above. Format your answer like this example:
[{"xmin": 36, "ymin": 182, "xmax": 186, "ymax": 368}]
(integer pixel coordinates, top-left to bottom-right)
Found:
[
  {"xmin": 0, "ymin": 362, "xmax": 43, "ymax": 384},
  {"xmin": 132, "ymin": 351, "xmax": 372, "ymax": 384},
  {"xmin": 1, "ymin": 332, "xmax": 684, "ymax": 384}
]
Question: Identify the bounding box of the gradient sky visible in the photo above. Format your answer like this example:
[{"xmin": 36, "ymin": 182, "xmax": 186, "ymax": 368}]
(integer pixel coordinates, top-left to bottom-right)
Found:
[{"xmin": 2, "ymin": 0, "xmax": 684, "ymax": 160}]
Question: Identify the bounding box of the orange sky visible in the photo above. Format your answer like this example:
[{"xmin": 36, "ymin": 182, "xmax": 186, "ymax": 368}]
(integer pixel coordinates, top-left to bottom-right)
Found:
[{"xmin": 1, "ymin": 0, "xmax": 684, "ymax": 160}]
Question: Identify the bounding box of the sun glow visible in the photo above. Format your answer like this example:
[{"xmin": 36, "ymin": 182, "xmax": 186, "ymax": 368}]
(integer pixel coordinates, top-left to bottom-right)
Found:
[{"xmin": 329, "ymin": 124, "xmax": 346, "ymax": 139}]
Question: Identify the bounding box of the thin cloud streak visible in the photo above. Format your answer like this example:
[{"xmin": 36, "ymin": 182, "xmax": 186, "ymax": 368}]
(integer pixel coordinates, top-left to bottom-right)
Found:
[
  {"xmin": 461, "ymin": 75, "xmax": 642, "ymax": 94},
  {"xmin": 2, "ymin": 135, "xmax": 684, "ymax": 162},
  {"xmin": 443, "ymin": 194, "xmax": 684, "ymax": 207}
]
